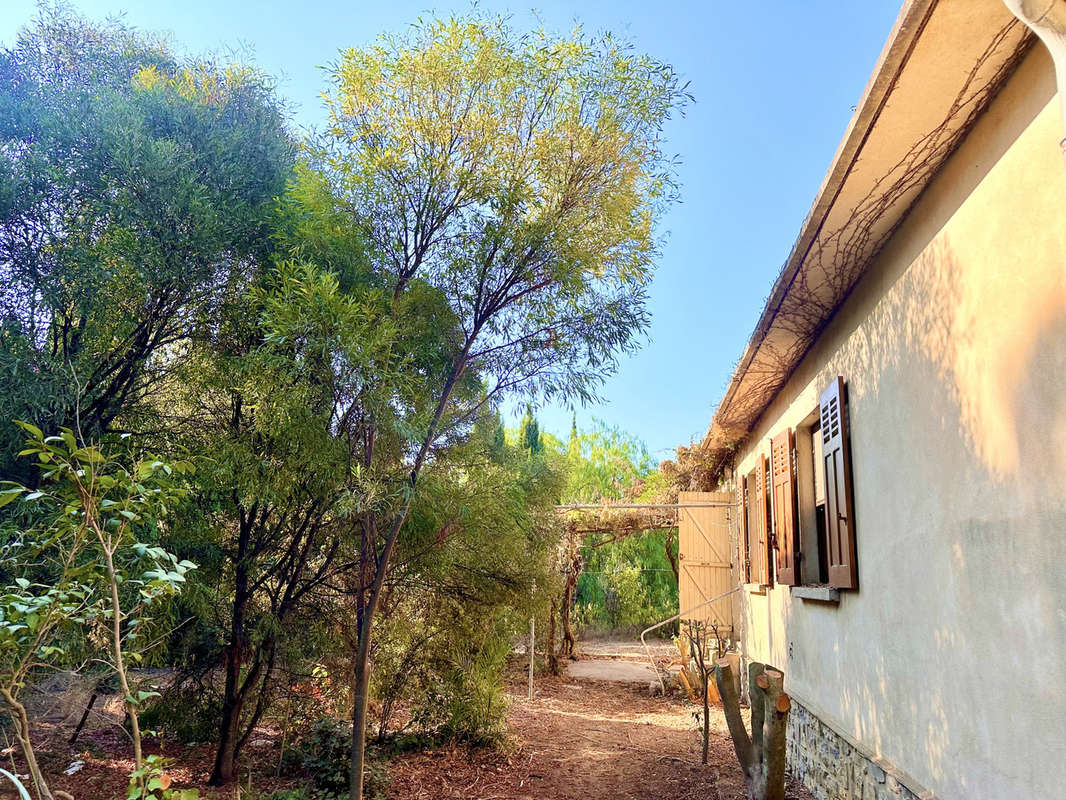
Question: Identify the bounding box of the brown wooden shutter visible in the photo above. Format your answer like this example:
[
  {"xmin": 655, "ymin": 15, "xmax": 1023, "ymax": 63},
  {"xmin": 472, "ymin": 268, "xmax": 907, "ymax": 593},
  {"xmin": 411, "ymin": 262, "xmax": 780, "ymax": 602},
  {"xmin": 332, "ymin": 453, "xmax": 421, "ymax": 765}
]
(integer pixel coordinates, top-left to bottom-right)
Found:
[
  {"xmin": 820, "ymin": 376, "xmax": 858, "ymax": 589},
  {"xmin": 738, "ymin": 475, "xmax": 751, "ymax": 583},
  {"xmin": 771, "ymin": 428, "xmax": 799, "ymax": 586},
  {"xmin": 755, "ymin": 454, "xmax": 771, "ymax": 585}
]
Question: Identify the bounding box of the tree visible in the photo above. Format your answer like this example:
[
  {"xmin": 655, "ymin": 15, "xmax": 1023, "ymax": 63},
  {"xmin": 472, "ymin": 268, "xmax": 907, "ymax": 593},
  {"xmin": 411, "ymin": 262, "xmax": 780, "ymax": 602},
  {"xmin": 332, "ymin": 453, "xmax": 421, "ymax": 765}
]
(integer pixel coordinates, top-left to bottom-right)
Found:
[
  {"xmin": 367, "ymin": 412, "xmax": 564, "ymax": 744},
  {"xmin": 0, "ymin": 7, "xmax": 292, "ymax": 481},
  {"xmin": 311, "ymin": 14, "xmax": 689, "ymax": 797},
  {"xmin": 0, "ymin": 423, "xmax": 194, "ymax": 794},
  {"xmin": 167, "ymin": 259, "xmax": 398, "ymax": 786},
  {"xmin": 518, "ymin": 405, "xmax": 543, "ymax": 455}
]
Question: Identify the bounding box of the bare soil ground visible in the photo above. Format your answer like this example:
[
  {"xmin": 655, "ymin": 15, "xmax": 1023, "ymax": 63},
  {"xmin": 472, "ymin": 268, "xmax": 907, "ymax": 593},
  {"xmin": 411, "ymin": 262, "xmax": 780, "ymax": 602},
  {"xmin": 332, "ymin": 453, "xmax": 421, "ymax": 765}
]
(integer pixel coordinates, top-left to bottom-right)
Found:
[
  {"xmin": 386, "ymin": 670, "xmax": 814, "ymax": 800},
  {"xmin": 17, "ymin": 659, "xmax": 814, "ymax": 800}
]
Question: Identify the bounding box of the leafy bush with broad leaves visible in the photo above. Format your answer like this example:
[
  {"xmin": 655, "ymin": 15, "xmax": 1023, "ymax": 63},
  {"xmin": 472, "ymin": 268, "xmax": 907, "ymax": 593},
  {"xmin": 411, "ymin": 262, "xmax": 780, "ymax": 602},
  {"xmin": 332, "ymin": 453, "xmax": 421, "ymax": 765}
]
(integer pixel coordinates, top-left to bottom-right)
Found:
[
  {"xmin": 127, "ymin": 754, "xmax": 199, "ymax": 800},
  {"xmin": 0, "ymin": 420, "xmax": 196, "ymax": 797}
]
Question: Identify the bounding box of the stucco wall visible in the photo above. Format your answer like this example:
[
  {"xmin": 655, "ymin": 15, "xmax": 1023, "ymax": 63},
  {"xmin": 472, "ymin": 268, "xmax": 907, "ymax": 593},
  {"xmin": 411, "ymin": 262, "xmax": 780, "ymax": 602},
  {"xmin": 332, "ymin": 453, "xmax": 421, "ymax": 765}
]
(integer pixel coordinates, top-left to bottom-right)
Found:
[{"xmin": 732, "ymin": 45, "xmax": 1066, "ymax": 800}]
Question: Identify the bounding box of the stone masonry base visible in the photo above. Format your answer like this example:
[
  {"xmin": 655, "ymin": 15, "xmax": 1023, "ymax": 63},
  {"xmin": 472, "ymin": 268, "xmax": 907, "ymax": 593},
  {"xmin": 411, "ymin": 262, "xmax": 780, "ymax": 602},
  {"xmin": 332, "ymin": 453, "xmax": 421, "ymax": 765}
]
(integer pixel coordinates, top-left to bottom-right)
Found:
[{"xmin": 786, "ymin": 700, "xmax": 929, "ymax": 800}]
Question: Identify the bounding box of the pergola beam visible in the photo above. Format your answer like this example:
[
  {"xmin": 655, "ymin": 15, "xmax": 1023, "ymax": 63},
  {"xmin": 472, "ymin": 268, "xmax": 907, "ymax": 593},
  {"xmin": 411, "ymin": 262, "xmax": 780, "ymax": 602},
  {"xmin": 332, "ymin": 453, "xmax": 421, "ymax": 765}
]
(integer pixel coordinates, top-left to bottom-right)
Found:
[{"xmin": 555, "ymin": 502, "xmax": 731, "ymax": 511}]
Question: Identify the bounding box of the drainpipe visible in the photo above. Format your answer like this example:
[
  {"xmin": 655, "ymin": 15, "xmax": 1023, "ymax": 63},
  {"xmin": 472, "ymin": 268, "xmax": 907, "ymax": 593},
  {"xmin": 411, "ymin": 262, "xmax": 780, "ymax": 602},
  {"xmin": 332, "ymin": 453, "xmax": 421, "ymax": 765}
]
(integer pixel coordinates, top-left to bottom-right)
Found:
[{"xmin": 1003, "ymin": 0, "xmax": 1066, "ymax": 161}]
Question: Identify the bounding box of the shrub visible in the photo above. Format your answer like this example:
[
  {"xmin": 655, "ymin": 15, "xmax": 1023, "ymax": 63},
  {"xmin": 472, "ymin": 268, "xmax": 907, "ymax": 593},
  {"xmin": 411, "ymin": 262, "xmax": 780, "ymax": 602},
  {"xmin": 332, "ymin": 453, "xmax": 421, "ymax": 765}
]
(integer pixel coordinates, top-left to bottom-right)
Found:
[
  {"xmin": 284, "ymin": 718, "xmax": 388, "ymax": 799},
  {"xmin": 398, "ymin": 613, "xmax": 512, "ymax": 747},
  {"xmin": 139, "ymin": 686, "xmax": 221, "ymax": 744}
]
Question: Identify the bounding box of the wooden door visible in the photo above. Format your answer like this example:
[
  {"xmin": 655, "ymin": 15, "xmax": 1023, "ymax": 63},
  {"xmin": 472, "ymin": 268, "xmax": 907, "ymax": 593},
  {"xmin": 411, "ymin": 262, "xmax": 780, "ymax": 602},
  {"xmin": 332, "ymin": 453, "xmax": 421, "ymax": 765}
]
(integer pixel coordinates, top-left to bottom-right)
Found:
[{"xmin": 677, "ymin": 490, "xmax": 734, "ymax": 630}]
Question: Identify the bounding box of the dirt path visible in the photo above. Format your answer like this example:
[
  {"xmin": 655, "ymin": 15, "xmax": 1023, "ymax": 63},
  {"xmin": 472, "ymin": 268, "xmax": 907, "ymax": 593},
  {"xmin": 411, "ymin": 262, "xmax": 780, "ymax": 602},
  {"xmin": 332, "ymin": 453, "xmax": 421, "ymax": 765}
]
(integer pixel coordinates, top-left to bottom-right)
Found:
[
  {"xmin": 23, "ymin": 662, "xmax": 813, "ymax": 799},
  {"xmin": 387, "ymin": 672, "xmax": 813, "ymax": 800}
]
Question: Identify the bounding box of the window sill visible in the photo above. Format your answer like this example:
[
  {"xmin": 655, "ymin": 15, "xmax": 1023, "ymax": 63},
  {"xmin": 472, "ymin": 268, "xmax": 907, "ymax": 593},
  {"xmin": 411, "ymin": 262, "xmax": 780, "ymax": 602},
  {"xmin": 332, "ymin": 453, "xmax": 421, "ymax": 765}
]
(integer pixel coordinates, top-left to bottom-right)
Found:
[
  {"xmin": 744, "ymin": 582, "xmax": 768, "ymax": 595},
  {"xmin": 791, "ymin": 585, "xmax": 840, "ymax": 603}
]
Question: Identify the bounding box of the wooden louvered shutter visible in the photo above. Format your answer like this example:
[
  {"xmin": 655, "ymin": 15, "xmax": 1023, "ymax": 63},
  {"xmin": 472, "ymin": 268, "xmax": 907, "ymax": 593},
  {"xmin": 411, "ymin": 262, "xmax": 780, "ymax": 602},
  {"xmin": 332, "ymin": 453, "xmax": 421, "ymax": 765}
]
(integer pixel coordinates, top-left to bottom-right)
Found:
[
  {"xmin": 755, "ymin": 454, "xmax": 771, "ymax": 585},
  {"xmin": 738, "ymin": 475, "xmax": 750, "ymax": 583},
  {"xmin": 821, "ymin": 376, "xmax": 858, "ymax": 589},
  {"xmin": 771, "ymin": 429, "xmax": 799, "ymax": 586}
]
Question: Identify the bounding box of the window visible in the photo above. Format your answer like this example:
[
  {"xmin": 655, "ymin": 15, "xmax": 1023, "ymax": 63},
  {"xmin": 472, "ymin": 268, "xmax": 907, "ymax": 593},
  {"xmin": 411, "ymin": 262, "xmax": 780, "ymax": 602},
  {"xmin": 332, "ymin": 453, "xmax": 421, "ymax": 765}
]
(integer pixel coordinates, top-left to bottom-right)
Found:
[
  {"xmin": 739, "ymin": 455, "xmax": 771, "ymax": 588},
  {"xmin": 796, "ymin": 412, "xmax": 829, "ymax": 584},
  {"xmin": 759, "ymin": 376, "xmax": 859, "ymax": 592},
  {"xmin": 819, "ymin": 377, "xmax": 858, "ymax": 589}
]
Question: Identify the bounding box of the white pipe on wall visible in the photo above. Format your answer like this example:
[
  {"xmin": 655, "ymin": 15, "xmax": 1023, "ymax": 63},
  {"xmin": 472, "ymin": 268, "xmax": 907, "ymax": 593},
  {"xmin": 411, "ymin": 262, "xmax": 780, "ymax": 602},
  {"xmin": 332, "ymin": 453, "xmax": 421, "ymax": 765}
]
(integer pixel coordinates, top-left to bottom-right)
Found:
[{"xmin": 1003, "ymin": 0, "xmax": 1066, "ymax": 160}]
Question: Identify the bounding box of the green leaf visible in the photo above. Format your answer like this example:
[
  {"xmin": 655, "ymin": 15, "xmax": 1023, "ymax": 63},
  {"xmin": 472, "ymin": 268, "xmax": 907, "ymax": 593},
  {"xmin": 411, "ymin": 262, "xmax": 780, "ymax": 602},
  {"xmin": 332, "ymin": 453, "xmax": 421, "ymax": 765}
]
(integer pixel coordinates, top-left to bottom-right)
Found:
[
  {"xmin": 0, "ymin": 489, "xmax": 23, "ymax": 508},
  {"xmin": 13, "ymin": 420, "xmax": 43, "ymax": 440}
]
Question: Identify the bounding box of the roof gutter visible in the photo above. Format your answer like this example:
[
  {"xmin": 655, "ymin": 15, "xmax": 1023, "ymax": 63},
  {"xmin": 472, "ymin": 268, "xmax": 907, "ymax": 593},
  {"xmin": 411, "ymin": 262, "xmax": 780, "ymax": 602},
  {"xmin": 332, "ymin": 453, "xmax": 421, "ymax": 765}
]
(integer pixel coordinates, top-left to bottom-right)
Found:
[
  {"xmin": 707, "ymin": 0, "xmax": 938, "ymax": 442},
  {"xmin": 1002, "ymin": 0, "xmax": 1066, "ymax": 161}
]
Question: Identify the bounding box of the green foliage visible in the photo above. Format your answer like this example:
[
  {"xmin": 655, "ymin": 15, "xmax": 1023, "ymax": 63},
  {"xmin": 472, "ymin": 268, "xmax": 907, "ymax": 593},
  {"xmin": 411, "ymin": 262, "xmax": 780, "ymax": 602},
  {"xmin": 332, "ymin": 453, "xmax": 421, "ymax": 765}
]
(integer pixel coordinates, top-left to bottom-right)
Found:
[
  {"xmin": 127, "ymin": 755, "xmax": 199, "ymax": 800},
  {"xmin": 319, "ymin": 12, "xmax": 688, "ymax": 409},
  {"xmin": 0, "ymin": 422, "xmax": 196, "ymax": 791},
  {"xmin": 252, "ymin": 788, "xmax": 334, "ymax": 800},
  {"xmin": 368, "ymin": 412, "xmax": 564, "ymax": 745},
  {"xmin": 575, "ymin": 533, "xmax": 678, "ymax": 632},
  {"xmin": 564, "ymin": 420, "xmax": 654, "ymax": 502},
  {"xmin": 0, "ymin": 5, "xmax": 293, "ymax": 479},
  {"xmin": 285, "ymin": 718, "xmax": 387, "ymax": 799},
  {"xmin": 553, "ymin": 421, "xmax": 679, "ymax": 631},
  {"xmin": 138, "ymin": 686, "xmax": 221, "ymax": 744},
  {"xmin": 517, "ymin": 405, "xmax": 543, "ymax": 456},
  {"xmin": 0, "ymin": 423, "xmax": 195, "ymax": 677}
]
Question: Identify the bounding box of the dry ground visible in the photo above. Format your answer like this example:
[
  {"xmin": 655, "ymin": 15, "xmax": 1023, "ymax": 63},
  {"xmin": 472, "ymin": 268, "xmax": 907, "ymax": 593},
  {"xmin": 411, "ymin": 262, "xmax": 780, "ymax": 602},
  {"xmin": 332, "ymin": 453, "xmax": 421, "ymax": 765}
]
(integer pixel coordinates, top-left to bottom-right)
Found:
[
  {"xmin": 15, "ymin": 660, "xmax": 814, "ymax": 800},
  {"xmin": 386, "ymin": 670, "xmax": 813, "ymax": 800}
]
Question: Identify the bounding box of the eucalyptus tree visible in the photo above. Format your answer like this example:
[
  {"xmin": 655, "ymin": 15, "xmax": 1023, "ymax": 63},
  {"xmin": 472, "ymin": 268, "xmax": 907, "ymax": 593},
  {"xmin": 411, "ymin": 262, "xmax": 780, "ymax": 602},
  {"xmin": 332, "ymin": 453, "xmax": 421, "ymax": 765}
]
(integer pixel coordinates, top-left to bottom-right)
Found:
[
  {"xmin": 0, "ymin": 7, "xmax": 292, "ymax": 480},
  {"xmin": 308, "ymin": 15, "xmax": 689, "ymax": 796}
]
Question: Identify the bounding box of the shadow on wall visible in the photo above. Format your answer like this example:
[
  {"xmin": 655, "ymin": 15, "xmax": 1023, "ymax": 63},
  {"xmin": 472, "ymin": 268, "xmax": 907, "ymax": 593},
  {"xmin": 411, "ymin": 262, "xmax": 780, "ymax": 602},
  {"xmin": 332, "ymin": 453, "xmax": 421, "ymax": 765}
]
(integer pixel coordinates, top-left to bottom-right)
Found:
[{"xmin": 784, "ymin": 108, "xmax": 1066, "ymax": 797}]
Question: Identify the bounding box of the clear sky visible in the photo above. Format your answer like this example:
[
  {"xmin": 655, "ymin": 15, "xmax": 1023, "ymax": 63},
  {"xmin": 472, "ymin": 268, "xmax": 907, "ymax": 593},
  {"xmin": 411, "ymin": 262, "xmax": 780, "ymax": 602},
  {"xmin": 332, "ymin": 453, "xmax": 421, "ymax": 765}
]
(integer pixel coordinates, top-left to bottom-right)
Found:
[{"xmin": 2, "ymin": 0, "xmax": 904, "ymax": 459}]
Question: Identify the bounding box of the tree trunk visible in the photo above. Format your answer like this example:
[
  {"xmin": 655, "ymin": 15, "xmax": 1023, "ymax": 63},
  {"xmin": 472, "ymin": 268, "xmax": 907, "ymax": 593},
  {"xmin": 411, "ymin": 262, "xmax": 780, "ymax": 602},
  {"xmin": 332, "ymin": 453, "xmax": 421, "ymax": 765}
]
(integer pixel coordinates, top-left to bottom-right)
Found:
[
  {"xmin": 665, "ymin": 530, "xmax": 680, "ymax": 582},
  {"xmin": 760, "ymin": 669, "xmax": 788, "ymax": 800},
  {"xmin": 1, "ymin": 689, "xmax": 54, "ymax": 800},
  {"xmin": 546, "ymin": 600, "xmax": 559, "ymax": 675},
  {"xmin": 715, "ymin": 659, "xmax": 790, "ymax": 800},
  {"xmin": 350, "ymin": 637, "xmax": 372, "ymax": 800},
  {"xmin": 104, "ymin": 546, "xmax": 142, "ymax": 777},
  {"xmin": 560, "ymin": 534, "xmax": 581, "ymax": 658},
  {"xmin": 702, "ymin": 679, "xmax": 710, "ymax": 765},
  {"xmin": 560, "ymin": 587, "xmax": 575, "ymax": 657},
  {"xmin": 210, "ymin": 701, "xmax": 242, "ymax": 787},
  {"xmin": 348, "ymin": 344, "xmax": 469, "ymax": 800},
  {"xmin": 210, "ymin": 507, "xmax": 252, "ymax": 786}
]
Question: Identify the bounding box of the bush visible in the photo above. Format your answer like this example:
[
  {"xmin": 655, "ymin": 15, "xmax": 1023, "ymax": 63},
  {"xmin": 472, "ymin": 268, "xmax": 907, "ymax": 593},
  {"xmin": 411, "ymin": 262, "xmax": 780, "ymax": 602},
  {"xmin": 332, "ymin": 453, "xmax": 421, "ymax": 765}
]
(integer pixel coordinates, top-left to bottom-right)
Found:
[
  {"xmin": 139, "ymin": 686, "xmax": 221, "ymax": 745},
  {"xmin": 284, "ymin": 718, "xmax": 388, "ymax": 800},
  {"xmin": 397, "ymin": 613, "xmax": 512, "ymax": 747}
]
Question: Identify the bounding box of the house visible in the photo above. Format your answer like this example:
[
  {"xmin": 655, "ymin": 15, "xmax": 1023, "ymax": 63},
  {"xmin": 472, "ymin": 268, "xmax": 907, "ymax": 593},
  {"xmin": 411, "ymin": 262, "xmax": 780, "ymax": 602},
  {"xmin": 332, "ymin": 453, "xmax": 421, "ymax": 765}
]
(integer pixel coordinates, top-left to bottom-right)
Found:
[{"xmin": 697, "ymin": 1, "xmax": 1066, "ymax": 798}]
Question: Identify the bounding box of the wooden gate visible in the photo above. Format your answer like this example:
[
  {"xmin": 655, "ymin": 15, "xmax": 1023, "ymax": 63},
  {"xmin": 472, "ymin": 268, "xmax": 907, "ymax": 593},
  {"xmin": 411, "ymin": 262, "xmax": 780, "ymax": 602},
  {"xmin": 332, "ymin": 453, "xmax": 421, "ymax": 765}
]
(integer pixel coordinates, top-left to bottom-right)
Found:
[{"xmin": 677, "ymin": 490, "xmax": 734, "ymax": 630}]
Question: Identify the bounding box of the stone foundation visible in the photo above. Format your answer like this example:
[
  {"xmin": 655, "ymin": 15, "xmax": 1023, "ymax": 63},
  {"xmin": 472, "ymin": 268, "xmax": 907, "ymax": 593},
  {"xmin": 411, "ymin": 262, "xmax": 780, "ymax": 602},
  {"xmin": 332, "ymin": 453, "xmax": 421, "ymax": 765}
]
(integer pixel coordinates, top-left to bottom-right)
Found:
[{"xmin": 786, "ymin": 701, "xmax": 929, "ymax": 800}]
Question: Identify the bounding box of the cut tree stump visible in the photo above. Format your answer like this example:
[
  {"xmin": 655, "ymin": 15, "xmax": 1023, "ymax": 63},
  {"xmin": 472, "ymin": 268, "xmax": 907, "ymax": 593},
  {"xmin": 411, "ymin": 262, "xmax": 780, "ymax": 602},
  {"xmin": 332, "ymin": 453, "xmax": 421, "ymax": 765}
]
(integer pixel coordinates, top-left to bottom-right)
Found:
[{"xmin": 714, "ymin": 658, "xmax": 791, "ymax": 800}]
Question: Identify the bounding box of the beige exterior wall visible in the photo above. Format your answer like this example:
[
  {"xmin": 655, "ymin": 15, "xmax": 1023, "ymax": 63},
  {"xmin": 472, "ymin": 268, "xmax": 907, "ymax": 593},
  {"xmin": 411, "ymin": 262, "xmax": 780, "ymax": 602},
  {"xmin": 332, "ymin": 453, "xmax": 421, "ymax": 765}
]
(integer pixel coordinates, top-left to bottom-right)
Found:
[{"xmin": 732, "ymin": 45, "xmax": 1066, "ymax": 800}]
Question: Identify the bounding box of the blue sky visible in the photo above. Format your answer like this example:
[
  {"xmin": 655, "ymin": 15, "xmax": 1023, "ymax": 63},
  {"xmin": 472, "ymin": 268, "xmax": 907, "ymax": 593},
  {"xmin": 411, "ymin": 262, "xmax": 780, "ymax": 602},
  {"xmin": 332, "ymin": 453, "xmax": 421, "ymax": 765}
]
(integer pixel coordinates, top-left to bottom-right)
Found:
[{"xmin": 2, "ymin": 0, "xmax": 903, "ymax": 459}]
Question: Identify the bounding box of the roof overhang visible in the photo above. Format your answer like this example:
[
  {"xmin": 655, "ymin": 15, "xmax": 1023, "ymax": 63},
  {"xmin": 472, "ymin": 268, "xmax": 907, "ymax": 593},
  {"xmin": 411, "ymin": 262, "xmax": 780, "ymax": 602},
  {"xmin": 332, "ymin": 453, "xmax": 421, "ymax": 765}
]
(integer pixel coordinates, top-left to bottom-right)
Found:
[{"xmin": 698, "ymin": 0, "xmax": 1034, "ymax": 480}]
